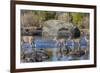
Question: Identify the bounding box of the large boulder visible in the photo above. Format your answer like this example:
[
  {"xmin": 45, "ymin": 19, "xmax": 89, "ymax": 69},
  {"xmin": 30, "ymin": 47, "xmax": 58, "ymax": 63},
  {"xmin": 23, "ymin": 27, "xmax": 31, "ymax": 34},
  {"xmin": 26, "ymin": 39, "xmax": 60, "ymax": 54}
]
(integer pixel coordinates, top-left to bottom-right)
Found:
[
  {"xmin": 42, "ymin": 20, "xmax": 74, "ymax": 39},
  {"xmin": 43, "ymin": 20, "xmax": 81, "ymax": 39}
]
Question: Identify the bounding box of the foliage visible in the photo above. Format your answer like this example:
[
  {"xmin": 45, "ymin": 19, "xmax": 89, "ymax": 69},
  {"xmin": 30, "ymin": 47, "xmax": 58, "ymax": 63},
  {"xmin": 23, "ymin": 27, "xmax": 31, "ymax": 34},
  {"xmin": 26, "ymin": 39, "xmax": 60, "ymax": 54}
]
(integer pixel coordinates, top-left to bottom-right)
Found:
[
  {"xmin": 21, "ymin": 10, "xmax": 89, "ymax": 29},
  {"xmin": 71, "ymin": 13, "xmax": 83, "ymax": 28}
]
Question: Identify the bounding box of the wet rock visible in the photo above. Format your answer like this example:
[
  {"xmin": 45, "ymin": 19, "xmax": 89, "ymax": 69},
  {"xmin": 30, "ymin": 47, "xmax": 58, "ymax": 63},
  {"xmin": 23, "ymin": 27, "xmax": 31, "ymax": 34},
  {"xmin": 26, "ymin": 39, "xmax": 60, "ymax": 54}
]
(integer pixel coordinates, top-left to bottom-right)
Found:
[
  {"xmin": 71, "ymin": 50, "xmax": 85, "ymax": 57},
  {"xmin": 21, "ymin": 50, "xmax": 49, "ymax": 62},
  {"xmin": 35, "ymin": 51, "xmax": 49, "ymax": 62}
]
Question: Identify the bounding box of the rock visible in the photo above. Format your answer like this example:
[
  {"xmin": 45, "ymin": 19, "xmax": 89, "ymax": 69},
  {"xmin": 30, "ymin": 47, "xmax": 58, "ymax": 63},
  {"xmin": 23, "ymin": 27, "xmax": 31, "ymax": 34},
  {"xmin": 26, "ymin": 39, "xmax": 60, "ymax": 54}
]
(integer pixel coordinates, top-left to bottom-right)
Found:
[
  {"xmin": 71, "ymin": 50, "xmax": 85, "ymax": 57},
  {"xmin": 56, "ymin": 12, "xmax": 71, "ymax": 22},
  {"xmin": 43, "ymin": 20, "xmax": 73, "ymax": 38},
  {"xmin": 35, "ymin": 51, "xmax": 49, "ymax": 62},
  {"xmin": 21, "ymin": 12, "xmax": 43, "ymax": 27},
  {"xmin": 71, "ymin": 26, "xmax": 80, "ymax": 38}
]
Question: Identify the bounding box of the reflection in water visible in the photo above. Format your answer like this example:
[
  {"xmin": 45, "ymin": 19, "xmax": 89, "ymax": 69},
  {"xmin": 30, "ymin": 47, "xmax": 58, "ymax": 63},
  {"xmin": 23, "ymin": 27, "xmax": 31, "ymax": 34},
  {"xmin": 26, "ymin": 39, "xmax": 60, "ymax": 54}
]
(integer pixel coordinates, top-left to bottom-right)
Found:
[
  {"xmin": 21, "ymin": 36, "xmax": 89, "ymax": 62},
  {"xmin": 52, "ymin": 48, "xmax": 58, "ymax": 61}
]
